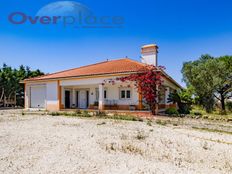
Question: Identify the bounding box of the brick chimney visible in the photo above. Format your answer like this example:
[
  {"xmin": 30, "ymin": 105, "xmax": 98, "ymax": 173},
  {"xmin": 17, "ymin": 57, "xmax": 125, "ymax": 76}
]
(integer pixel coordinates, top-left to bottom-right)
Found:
[{"xmin": 141, "ymin": 44, "xmax": 159, "ymax": 66}]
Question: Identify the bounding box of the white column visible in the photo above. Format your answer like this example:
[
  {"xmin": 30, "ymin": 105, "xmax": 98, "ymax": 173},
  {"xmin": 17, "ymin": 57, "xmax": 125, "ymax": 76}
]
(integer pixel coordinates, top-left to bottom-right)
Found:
[
  {"xmin": 165, "ymin": 87, "xmax": 170, "ymax": 105},
  {"xmin": 61, "ymin": 87, "xmax": 64, "ymax": 108},
  {"xmin": 24, "ymin": 84, "xmax": 30, "ymax": 109},
  {"xmin": 98, "ymin": 84, "xmax": 104, "ymax": 110}
]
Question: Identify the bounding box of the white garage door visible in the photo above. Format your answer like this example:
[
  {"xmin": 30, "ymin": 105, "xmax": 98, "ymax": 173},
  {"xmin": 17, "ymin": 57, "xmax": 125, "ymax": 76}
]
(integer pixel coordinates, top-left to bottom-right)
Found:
[{"xmin": 30, "ymin": 85, "xmax": 46, "ymax": 108}]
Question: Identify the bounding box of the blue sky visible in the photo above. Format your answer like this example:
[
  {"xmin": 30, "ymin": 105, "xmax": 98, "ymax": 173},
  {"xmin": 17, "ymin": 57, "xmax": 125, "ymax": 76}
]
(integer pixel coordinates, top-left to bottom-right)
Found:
[{"xmin": 0, "ymin": 0, "xmax": 232, "ymax": 86}]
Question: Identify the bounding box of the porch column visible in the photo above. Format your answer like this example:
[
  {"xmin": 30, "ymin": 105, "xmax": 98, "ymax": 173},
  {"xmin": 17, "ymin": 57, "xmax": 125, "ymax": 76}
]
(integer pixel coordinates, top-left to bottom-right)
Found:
[
  {"xmin": 57, "ymin": 80, "xmax": 62, "ymax": 110},
  {"xmin": 24, "ymin": 83, "xmax": 29, "ymax": 109},
  {"xmin": 165, "ymin": 86, "xmax": 170, "ymax": 108},
  {"xmin": 138, "ymin": 85, "xmax": 143, "ymax": 110},
  {"xmin": 98, "ymin": 83, "xmax": 104, "ymax": 110},
  {"xmin": 60, "ymin": 86, "xmax": 64, "ymax": 109}
]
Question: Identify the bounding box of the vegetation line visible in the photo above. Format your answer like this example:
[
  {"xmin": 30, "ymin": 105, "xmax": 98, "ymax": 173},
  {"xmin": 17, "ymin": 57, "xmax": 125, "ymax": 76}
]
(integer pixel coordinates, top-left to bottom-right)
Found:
[
  {"xmin": 175, "ymin": 129, "xmax": 232, "ymax": 145},
  {"xmin": 192, "ymin": 126, "xmax": 232, "ymax": 135}
]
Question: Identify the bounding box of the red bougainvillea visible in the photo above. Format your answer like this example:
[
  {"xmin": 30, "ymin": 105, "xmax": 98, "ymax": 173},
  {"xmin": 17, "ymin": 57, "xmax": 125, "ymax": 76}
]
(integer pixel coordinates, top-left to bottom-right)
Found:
[{"xmin": 117, "ymin": 65, "xmax": 165, "ymax": 114}]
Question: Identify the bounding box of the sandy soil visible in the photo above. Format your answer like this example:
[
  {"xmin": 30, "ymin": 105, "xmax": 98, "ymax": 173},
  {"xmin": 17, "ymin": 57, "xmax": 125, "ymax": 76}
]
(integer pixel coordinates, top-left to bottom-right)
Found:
[{"xmin": 0, "ymin": 110, "xmax": 232, "ymax": 174}]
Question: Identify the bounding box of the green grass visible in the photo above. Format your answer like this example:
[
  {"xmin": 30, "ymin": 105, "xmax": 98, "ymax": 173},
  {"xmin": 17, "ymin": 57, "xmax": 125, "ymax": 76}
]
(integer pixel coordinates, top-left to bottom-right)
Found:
[
  {"xmin": 107, "ymin": 114, "xmax": 144, "ymax": 122},
  {"xmin": 190, "ymin": 106, "xmax": 232, "ymax": 122},
  {"xmin": 192, "ymin": 126, "xmax": 232, "ymax": 135},
  {"xmin": 48, "ymin": 111, "xmax": 144, "ymax": 122},
  {"xmin": 155, "ymin": 119, "xmax": 168, "ymax": 126},
  {"xmin": 146, "ymin": 119, "xmax": 152, "ymax": 126},
  {"xmin": 49, "ymin": 111, "xmax": 92, "ymax": 117}
]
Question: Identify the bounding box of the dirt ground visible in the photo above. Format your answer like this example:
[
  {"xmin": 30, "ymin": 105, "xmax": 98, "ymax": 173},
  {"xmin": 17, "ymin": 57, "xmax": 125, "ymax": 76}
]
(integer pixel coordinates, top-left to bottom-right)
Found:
[{"xmin": 0, "ymin": 110, "xmax": 232, "ymax": 174}]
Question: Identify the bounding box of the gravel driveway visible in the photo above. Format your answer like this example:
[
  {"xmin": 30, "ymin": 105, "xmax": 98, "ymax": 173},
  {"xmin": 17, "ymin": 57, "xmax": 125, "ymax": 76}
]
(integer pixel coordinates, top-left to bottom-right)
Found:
[{"xmin": 0, "ymin": 110, "xmax": 232, "ymax": 174}]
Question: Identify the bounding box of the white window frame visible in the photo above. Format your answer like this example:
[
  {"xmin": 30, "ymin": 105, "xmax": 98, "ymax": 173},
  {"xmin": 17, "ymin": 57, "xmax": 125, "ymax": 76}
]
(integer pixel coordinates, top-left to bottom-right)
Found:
[
  {"xmin": 96, "ymin": 88, "xmax": 107, "ymax": 100},
  {"xmin": 119, "ymin": 88, "xmax": 131, "ymax": 100}
]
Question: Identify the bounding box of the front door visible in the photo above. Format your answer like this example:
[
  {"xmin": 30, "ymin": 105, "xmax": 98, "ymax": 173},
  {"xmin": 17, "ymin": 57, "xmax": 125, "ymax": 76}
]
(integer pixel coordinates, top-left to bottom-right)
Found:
[
  {"xmin": 65, "ymin": 91, "xmax": 71, "ymax": 108},
  {"xmin": 79, "ymin": 90, "xmax": 87, "ymax": 109}
]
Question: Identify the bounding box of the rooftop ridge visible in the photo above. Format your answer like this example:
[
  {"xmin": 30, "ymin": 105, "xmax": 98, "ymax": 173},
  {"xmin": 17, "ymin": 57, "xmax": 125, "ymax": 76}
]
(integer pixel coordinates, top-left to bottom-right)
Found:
[{"xmin": 26, "ymin": 58, "xmax": 137, "ymax": 80}]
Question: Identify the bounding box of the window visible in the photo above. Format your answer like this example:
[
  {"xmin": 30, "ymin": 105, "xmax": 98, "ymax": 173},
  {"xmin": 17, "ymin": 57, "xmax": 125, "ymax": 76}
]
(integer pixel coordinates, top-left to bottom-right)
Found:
[
  {"xmin": 104, "ymin": 90, "xmax": 107, "ymax": 99},
  {"xmin": 126, "ymin": 90, "xmax": 131, "ymax": 98},
  {"xmin": 121, "ymin": 90, "xmax": 125, "ymax": 98},
  {"xmin": 120, "ymin": 89, "xmax": 131, "ymax": 99},
  {"xmin": 96, "ymin": 88, "xmax": 107, "ymax": 100}
]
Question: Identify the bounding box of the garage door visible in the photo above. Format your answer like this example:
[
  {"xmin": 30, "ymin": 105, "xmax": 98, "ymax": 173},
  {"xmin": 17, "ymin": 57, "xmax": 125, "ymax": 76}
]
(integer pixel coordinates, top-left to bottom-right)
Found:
[{"xmin": 30, "ymin": 85, "xmax": 46, "ymax": 108}]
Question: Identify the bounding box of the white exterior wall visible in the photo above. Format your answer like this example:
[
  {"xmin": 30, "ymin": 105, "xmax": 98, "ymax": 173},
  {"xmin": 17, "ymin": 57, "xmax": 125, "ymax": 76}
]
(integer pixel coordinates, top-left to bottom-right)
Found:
[
  {"xmin": 25, "ymin": 81, "xmax": 58, "ymax": 110},
  {"xmin": 62, "ymin": 85, "xmax": 96, "ymax": 106},
  {"xmin": 60, "ymin": 77, "xmax": 109, "ymax": 86},
  {"xmin": 25, "ymin": 75, "xmax": 180, "ymax": 111},
  {"xmin": 162, "ymin": 78, "xmax": 180, "ymax": 107},
  {"xmin": 104, "ymin": 83, "xmax": 138, "ymax": 105},
  {"xmin": 163, "ymin": 78, "xmax": 179, "ymax": 91},
  {"xmin": 60, "ymin": 76, "xmax": 139, "ymax": 107},
  {"xmin": 46, "ymin": 82, "xmax": 58, "ymax": 107}
]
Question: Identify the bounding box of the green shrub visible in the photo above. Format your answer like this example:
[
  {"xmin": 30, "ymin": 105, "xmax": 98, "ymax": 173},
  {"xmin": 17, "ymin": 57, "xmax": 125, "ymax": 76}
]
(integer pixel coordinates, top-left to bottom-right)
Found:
[
  {"xmin": 226, "ymin": 102, "xmax": 232, "ymax": 112},
  {"xmin": 76, "ymin": 110, "xmax": 82, "ymax": 114},
  {"xmin": 50, "ymin": 112, "xmax": 61, "ymax": 116},
  {"xmin": 96, "ymin": 111, "xmax": 107, "ymax": 117},
  {"xmin": 82, "ymin": 111, "xmax": 91, "ymax": 117},
  {"xmin": 63, "ymin": 112, "xmax": 72, "ymax": 116},
  {"xmin": 155, "ymin": 119, "xmax": 167, "ymax": 126},
  {"xmin": 147, "ymin": 119, "xmax": 152, "ymax": 126},
  {"xmin": 165, "ymin": 108, "xmax": 179, "ymax": 116},
  {"xmin": 193, "ymin": 111, "xmax": 203, "ymax": 116},
  {"xmin": 109, "ymin": 114, "xmax": 143, "ymax": 122},
  {"xmin": 219, "ymin": 110, "xmax": 227, "ymax": 115},
  {"xmin": 178, "ymin": 104, "xmax": 191, "ymax": 114}
]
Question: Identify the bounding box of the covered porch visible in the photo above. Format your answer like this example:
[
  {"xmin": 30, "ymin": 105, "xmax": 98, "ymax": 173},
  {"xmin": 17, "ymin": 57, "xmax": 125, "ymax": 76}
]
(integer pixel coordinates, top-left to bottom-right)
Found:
[
  {"xmin": 59, "ymin": 78, "xmax": 175, "ymax": 111},
  {"xmin": 60, "ymin": 80, "xmax": 142, "ymax": 111}
]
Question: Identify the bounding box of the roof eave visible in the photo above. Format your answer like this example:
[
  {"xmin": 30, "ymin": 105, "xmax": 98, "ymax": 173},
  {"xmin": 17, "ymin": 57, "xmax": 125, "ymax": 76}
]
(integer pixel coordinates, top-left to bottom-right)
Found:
[{"xmin": 22, "ymin": 71, "xmax": 139, "ymax": 83}]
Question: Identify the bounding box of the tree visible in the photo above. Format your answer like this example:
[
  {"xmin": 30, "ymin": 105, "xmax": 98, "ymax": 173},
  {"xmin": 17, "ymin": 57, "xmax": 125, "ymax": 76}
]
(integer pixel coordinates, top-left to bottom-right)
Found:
[
  {"xmin": 117, "ymin": 65, "xmax": 164, "ymax": 114},
  {"xmin": 0, "ymin": 64, "xmax": 18, "ymax": 103},
  {"xmin": 0, "ymin": 64, "xmax": 44, "ymax": 107},
  {"xmin": 182, "ymin": 55, "xmax": 232, "ymax": 113}
]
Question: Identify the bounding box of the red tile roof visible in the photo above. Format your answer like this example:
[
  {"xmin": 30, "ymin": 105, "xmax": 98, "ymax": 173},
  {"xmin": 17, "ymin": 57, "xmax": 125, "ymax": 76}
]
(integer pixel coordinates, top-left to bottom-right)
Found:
[{"xmin": 25, "ymin": 58, "xmax": 146, "ymax": 81}]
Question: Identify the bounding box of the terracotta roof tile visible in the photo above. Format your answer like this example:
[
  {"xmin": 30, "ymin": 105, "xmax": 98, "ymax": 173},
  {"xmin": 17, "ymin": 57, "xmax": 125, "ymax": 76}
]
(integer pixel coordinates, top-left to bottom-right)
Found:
[{"xmin": 25, "ymin": 58, "xmax": 146, "ymax": 81}]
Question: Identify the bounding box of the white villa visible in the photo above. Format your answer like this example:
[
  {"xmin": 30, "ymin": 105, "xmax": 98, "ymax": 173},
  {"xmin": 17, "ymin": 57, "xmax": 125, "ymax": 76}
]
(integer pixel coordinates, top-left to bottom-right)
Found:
[{"xmin": 23, "ymin": 44, "xmax": 181, "ymax": 112}]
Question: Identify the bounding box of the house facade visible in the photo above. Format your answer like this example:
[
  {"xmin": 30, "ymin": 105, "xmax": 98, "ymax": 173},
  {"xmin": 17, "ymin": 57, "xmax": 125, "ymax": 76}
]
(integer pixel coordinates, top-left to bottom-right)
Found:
[{"xmin": 23, "ymin": 44, "xmax": 181, "ymax": 112}]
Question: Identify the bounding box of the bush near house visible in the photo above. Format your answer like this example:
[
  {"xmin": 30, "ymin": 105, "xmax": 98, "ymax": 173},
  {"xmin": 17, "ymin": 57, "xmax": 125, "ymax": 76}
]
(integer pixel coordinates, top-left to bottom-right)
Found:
[
  {"xmin": 168, "ymin": 89, "xmax": 193, "ymax": 115},
  {"xmin": 226, "ymin": 101, "xmax": 232, "ymax": 112},
  {"xmin": 192, "ymin": 111, "xmax": 203, "ymax": 116},
  {"xmin": 165, "ymin": 108, "xmax": 179, "ymax": 116}
]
